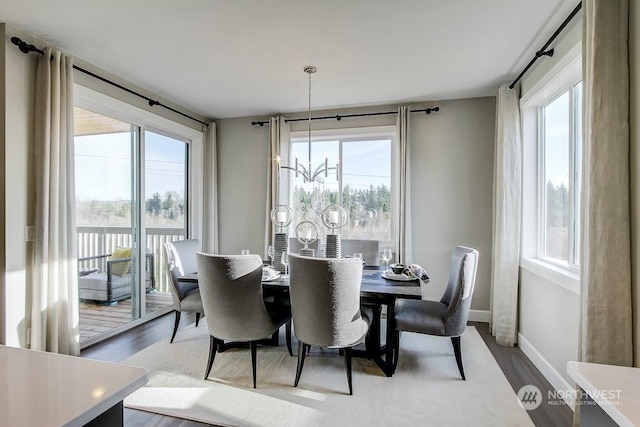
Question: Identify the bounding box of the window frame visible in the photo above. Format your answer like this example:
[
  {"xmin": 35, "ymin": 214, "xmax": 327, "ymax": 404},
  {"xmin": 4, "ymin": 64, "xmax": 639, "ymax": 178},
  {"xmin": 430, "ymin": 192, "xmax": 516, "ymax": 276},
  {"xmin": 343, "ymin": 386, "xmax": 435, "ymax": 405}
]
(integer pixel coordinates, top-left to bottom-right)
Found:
[
  {"xmin": 519, "ymin": 40, "xmax": 582, "ymax": 293},
  {"xmin": 287, "ymin": 126, "xmax": 396, "ymax": 248},
  {"xmin": 536, "ymin": 82, "xmax": 582, "ymax": 271}
]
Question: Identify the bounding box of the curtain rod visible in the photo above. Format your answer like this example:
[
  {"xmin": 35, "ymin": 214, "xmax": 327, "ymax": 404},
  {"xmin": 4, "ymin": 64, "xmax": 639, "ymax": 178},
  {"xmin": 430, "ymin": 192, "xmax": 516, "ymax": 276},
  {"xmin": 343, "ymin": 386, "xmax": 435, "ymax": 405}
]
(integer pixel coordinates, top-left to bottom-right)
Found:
[
  {"xmin": 250, "ymin": 107, "xmax": 440, "ymax": 127},
  {"xmin": 10, "ymin": 36, "xmax": 209, "ymax": 128},
  {"xmin": 509, "ymin": 2, "xmax": 582, "ymax": 89}
]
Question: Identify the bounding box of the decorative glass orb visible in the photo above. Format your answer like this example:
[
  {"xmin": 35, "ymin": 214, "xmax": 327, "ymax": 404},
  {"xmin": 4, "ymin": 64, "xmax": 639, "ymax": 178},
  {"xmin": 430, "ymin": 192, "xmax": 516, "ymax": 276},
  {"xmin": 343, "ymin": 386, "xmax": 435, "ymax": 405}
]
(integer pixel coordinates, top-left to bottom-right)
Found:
[
  {"xmin": 270, "ymin": 205, "xmax": 293, "ymax": 231},
  {"xmin": 295, "ymin": 221, "xmax": 319, "ymax": 249},
  {"xmin": 321, "ymin": 204, "xmax": 347, "ymax": 232}
]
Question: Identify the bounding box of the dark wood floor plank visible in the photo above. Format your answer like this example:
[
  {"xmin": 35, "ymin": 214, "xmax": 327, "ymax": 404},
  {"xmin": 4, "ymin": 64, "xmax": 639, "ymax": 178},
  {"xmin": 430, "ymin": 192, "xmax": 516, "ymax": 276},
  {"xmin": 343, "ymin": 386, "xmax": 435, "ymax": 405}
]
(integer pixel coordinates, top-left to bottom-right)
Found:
[
  {"xmin": 470, "ymin": 322, "xmax": 573, "ymax": 427},
  {"xmin": 82, "ymin": 312, "xmax": 220, "ymax": 426}
]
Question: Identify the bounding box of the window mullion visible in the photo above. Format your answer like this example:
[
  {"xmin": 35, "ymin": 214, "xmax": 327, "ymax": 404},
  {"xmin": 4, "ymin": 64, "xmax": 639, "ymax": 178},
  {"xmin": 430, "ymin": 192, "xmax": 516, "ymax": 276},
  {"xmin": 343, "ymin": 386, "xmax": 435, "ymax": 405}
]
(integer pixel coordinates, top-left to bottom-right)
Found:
[
  {"xmin": 567, "ymin": 86, "xmax": 576, "ymax": 266},
  {"xmin": 537, "ymin": 107, "xmax": 547, "ymax": 259}
]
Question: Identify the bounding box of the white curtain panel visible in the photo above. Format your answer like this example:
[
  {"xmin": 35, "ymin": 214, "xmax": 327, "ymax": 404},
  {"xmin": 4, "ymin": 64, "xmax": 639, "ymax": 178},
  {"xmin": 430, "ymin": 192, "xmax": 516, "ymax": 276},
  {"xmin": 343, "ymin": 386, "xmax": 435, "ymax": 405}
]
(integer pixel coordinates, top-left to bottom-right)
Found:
[
  {"xmin": 30, "ymin": 47, "xmax": 79, "ymax": 355},
  {"xmin": 580, "ymin": 0, "xmax": 632, "ymax": 366},
  {"xmin": 202, "ymin": 121, "xmax": 218, "ymax": 253},
  {"xmin": 490, "ymin": 83, "xmax": 522, "ymax": 347},
  {"xmin": 264, "ymin": 117, "xmax": 290, "ymax": 257},
  {"xmin": 395, "ymin": 106, "xmax": 413, "ymax": 264}
]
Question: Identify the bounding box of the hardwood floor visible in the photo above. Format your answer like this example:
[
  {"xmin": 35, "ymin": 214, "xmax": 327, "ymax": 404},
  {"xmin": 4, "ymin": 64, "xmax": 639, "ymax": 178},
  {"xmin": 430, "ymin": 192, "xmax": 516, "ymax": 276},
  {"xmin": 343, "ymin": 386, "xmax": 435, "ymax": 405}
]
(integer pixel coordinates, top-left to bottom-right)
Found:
[
  {"xmin": 82, "ymin": 311, "xmax": 214, "ymax": 427},
  {"xmin": 82, "ymin": 316, "xmax": 573, "ymax": 426},
  {"xmin": 471, "ymin": 322, "xmax": 573, "ymax": 427}
]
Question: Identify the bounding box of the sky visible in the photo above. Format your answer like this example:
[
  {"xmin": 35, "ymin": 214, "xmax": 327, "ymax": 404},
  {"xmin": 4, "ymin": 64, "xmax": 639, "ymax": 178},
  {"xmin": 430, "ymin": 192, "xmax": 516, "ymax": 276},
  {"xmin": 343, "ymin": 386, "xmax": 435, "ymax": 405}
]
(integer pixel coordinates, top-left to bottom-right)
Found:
[
  {"xmin": 544, "ymin": 82, "xmax": 582, "ymax": 189},
  {"xmin": 289, "ymin": 139, "xmax": 391, "ymax": 193},
  {"xmin": 75, "ymin": 129, "xmax": 390, "ymax": 207},
  {"xmin": 75, "ymin": 131, "xmax": 186, "ymax": 202}
]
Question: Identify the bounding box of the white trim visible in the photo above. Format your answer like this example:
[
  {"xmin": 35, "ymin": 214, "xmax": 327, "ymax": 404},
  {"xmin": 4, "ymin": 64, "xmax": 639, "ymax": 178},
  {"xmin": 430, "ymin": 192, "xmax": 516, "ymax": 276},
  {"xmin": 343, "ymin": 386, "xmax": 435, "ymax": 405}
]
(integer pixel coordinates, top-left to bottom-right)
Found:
[
  {"xmin": 290, "ymin": 125, "xmax": 396, "ymax": 141},
  {"xmin": 520, "ymin": 42, "xmax": 582, "ymax": 107},
  {"xmin": 520, "ymin": 257, "xmax": 580, "ymax": 295},
  {"xmin": 468, "ymin": 309, "xmax": 491, "ymax": 323},
  {"xmin": 518, "ymin": 332, "xmax": 576, "ymax": 409}
]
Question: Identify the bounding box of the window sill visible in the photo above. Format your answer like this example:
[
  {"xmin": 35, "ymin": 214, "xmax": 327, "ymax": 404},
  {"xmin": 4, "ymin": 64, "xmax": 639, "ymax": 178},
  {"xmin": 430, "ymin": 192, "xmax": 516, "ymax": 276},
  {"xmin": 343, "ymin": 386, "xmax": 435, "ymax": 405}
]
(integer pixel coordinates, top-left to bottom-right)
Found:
[{"xmin": 520, "ymin": 258, "xmax": 580, "ymax": 295}]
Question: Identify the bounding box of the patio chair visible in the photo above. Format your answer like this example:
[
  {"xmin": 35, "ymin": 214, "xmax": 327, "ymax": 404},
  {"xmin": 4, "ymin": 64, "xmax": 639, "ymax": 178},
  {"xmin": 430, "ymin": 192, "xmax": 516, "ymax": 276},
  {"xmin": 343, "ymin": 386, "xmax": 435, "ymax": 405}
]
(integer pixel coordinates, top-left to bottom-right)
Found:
[{"xmin": 78, "ymin": 248, "xmax": 155, "ymax": 304}]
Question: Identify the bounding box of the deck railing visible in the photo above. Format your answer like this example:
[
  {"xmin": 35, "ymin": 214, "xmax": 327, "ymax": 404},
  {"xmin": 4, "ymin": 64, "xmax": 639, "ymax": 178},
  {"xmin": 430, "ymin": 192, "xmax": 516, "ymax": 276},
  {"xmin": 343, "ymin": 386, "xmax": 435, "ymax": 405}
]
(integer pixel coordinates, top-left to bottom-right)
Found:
[{"xmin": 77, "ymin": 226, "xmax": 186, "ymax": 293}]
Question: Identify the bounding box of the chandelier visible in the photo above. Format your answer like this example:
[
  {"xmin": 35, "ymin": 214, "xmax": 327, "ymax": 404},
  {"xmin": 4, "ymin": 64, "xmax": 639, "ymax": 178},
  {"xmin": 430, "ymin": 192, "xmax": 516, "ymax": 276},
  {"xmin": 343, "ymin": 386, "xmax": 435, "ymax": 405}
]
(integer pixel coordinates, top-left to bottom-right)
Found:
[{"xmin": 278, "ymin": 66, "xmax": 339, "ymax": 183}]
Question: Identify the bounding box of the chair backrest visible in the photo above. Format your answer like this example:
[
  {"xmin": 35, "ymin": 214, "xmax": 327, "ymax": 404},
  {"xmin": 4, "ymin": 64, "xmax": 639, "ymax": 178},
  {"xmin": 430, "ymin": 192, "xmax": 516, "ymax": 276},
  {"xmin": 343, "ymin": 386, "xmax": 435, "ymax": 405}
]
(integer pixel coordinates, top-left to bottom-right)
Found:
[
  {"xmin": 164, "ymin": 239, "xmax": 201, "ymax": 303},
  {"xmin": 341, "ymin": 239, "xmax": 381, "ymax": 266},
  {"xmin": 196, "ymin": 253, "xmax": 276, "ymax": 341},
  {"xmin": 288, "ymin": 254, "xmax": 369, "ymax": 348},
  {"xmin": 440, "ymin": 246, "xmax": 479, "ymax": 336}
]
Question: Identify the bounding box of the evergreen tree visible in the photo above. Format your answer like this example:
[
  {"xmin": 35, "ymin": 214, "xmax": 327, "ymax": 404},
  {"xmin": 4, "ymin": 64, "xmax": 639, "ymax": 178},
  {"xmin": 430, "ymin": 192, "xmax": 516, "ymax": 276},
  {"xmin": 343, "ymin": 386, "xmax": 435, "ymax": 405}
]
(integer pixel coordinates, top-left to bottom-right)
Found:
[{"xmin": 146, "ymin": 192, "xmax": 162, "ymax": 217}]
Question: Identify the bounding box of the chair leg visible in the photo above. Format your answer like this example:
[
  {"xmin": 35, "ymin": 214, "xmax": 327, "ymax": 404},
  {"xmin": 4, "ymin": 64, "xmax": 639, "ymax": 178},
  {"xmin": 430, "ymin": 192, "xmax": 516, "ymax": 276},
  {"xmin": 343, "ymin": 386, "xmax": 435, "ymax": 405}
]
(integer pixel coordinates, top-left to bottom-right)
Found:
[
  {"xmin": 285, "ymin": 319, "xmax": 293, "ymax": 356},
  {"xmin": 250, "ymin": 341, "xmax": 258, "ymax": 388},
  {"xmin": 170, "ymin": 311, "xmax": 181, "ymax": 343},
  {"xmin": 344, "ymin": 347, "xmax": 353, "ymax": 395},
  {"xmin": 204, "ymin": 336, "xmax": 218, "ymax": 379},
  {"xmin": 392, "ymin": 330, "xmax": 401, "ymax": 371},
  {"xmin": 195, "ymin": 312, "xmax": 201, "ymax": 327},
  {"xmin": 451, "ymin": 336, "xmax": 465, "ymax": 380},
  {"xmin": 271, "ymin": 329, "xmax": 280, "ymax": 345},
  {"xmin": 294, "ymin": 341, "xmax": 308, "ymax": 387}
]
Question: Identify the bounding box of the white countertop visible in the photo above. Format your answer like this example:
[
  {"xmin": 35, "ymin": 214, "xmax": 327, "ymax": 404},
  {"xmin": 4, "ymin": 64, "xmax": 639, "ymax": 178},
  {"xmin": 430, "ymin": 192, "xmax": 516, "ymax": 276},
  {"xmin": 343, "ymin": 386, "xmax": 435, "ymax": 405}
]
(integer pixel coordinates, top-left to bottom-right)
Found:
[
  {"xmin": 0, "ymin": 345, "xmax": 148, "ymax": 427},
  {"xmin": 567, "ymin": 361, "xmax": 640, "ymax": 427}
]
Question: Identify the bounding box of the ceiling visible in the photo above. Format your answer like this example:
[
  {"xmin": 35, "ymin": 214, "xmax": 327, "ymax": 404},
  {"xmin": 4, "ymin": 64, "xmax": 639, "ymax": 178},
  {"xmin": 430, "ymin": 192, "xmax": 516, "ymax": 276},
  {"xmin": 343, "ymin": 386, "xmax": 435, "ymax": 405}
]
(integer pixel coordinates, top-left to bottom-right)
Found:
[{"xmin": 0, "ymin": 0, "xmax": 578, "ymax": 120}]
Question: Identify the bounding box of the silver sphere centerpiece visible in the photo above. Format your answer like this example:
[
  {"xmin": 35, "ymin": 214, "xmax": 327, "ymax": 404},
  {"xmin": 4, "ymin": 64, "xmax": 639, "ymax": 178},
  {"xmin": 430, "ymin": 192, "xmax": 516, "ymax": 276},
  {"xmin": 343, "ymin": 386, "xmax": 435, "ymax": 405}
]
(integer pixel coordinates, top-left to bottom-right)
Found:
[
  {"xmin": 295, "ymin": 220, "xmax": 319, "ymax": 257},
  {"xmin": 321, "ymin": 204, "xmax": 347, "ymax": 258},
  {"xmin": 270, "ymin": 205, "xmax": 293, "ymax": 273}
]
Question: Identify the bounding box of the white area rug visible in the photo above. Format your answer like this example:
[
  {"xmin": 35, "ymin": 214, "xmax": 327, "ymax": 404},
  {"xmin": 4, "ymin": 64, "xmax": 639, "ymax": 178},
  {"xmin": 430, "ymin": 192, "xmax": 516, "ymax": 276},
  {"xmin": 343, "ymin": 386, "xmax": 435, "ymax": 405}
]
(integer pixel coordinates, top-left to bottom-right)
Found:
[{"xmin": 122, "ymin": 324, "xmax": 533, "ymax": 427}]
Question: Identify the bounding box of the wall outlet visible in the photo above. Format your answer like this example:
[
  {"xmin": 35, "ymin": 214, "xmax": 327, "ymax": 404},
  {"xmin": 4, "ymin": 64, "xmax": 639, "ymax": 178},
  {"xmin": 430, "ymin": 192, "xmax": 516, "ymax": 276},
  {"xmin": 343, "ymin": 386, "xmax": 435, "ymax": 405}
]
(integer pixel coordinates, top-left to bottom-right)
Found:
[{"xmin": 25, "ymin": 225, "xmax": 35, "ymax": 242}]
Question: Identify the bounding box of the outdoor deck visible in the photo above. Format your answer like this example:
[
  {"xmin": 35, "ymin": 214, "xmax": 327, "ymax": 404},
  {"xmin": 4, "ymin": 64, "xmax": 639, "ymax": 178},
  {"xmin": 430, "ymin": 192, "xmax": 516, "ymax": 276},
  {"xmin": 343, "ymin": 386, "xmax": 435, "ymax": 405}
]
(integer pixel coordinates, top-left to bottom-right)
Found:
[{"xmin": 79, "ymin": 292, "xmax": 174, "ymax": 342}]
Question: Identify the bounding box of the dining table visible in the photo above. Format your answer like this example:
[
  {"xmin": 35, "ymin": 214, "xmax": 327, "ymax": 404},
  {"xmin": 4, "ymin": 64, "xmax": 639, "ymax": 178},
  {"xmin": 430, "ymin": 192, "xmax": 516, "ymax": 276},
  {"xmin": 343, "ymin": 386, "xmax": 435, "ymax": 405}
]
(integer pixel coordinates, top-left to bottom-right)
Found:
[{"xmin": 177, "ymin": 265, "xmax": 424, "ymax": 377}]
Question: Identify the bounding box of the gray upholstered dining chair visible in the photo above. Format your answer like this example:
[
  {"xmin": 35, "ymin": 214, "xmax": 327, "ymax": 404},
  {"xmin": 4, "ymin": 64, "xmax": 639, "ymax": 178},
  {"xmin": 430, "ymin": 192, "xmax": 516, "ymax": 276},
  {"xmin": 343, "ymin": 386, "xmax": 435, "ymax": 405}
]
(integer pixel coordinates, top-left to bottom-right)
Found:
[
  {"xmin": 341, "ymin": 239, "xmax": 381, "ymax": 266},
  {"xmin": 197, "ymin": 253, "xmax": 292, "ymax": 388},
  {"xmin": 288, "ymin": 254, "xmax": 371, "ymax": 395},
  {"xmin": 393, "ymin": 246, "xmax": 479, "ymax": 380},
  {"xmin": 164, "ymin": 239, "xmax": 204, "ymax": 343}
]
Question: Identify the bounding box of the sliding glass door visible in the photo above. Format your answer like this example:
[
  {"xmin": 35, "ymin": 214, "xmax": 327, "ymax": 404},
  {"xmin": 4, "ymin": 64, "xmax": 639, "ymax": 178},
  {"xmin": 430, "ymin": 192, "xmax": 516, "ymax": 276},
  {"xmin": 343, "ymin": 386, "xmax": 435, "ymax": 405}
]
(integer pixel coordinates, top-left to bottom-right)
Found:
[
  {"xmin": 74, "ymin": 107, "xmax": 186, "ymax": 345},
  {"xmin": 144, "ymin": 130, "xmax": 188, "ymax": 315}
]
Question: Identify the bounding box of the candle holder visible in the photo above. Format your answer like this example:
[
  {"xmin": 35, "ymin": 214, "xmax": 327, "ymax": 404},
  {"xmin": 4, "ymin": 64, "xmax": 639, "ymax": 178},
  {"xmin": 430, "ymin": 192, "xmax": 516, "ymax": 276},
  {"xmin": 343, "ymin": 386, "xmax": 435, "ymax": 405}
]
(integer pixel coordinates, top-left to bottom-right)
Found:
[
  {"xmin": 321, "ymin": 204, "xmax": 347, "ymax": 258},
  {"xmin": 270, "ymin": 205, "xmax": 293, "ymax": 273},
  {"xmin": 295, "ymin": 221, "xmax": 319, "ymax": 257}
]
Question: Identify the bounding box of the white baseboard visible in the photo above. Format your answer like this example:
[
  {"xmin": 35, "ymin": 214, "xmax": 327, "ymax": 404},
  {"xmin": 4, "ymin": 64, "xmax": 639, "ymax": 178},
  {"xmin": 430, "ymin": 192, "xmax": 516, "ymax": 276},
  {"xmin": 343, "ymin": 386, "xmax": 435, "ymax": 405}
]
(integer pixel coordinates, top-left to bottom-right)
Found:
[
  {"xmin": 518, "ymin": 332, "xmax": 575, "ymax": 409},
  {"xmin": 468, "ymin": 309, "xmax": 490, "ymax": 323}
]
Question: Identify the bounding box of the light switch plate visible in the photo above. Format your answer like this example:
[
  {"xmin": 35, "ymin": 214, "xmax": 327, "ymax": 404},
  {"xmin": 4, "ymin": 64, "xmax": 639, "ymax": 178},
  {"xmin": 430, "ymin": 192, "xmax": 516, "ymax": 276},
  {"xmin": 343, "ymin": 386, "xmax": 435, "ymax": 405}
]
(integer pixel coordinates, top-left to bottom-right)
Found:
[{"xmin": 26, "ymin": 225, "xmax": 35, "ymax": 242}]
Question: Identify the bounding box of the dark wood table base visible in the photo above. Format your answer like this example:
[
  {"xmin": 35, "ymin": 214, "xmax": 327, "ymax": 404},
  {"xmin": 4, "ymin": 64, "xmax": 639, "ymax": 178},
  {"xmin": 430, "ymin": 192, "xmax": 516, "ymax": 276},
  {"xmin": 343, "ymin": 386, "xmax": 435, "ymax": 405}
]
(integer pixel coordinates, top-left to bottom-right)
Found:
[{"xmin": 351, "ymin": 300, "xmax": 398, "ymax": 377}]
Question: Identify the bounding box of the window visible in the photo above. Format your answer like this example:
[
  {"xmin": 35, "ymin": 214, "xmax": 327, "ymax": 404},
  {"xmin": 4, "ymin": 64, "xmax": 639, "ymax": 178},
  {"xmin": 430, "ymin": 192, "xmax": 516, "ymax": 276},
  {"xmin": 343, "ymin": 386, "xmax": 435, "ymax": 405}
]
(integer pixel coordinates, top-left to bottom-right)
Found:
[
  {"xmin": 539, "ymin": 81, "xmax": 582, "ymax": 267},
  {"xmin": 287, "ymin": 128, "xmax": 394, "ymax": 244}
]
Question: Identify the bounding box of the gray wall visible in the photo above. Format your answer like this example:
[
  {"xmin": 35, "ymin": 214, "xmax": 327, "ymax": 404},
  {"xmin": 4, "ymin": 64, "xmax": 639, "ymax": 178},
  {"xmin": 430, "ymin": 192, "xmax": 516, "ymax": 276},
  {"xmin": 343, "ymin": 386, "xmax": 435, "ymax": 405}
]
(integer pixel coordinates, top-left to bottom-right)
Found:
[
  {"xmin": 217, "ymin": 97, "xmax": 496, "ymax": 312},
  {"xmin": 0, "ymin": 24, "xmax": 38, "ymax": 346}
]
